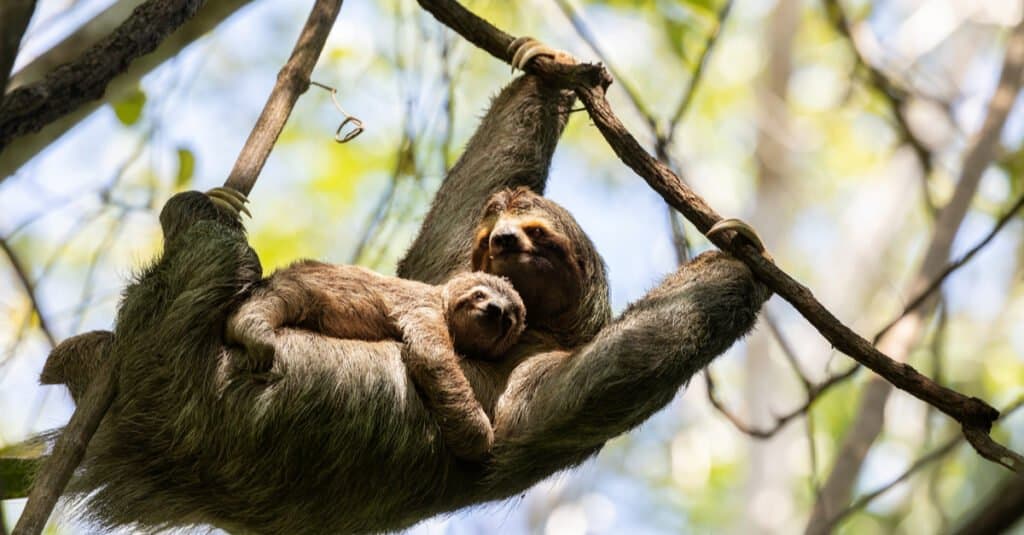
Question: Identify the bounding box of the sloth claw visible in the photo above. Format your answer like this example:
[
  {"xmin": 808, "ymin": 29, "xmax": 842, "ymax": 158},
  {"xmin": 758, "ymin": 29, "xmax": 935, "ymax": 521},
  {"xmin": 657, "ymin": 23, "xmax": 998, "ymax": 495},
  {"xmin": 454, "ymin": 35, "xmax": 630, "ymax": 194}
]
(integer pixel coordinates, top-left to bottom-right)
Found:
[
  {"xmin": 206, "ymin": 187, "xmax": 252, "ymax": 218},
  {"xmin": 707, "ymin": 218, "xmax": 772, "ymax": 260},
  {"xmin": 508, "ymin": 36, "xmax": 574, "ymax": 72}
]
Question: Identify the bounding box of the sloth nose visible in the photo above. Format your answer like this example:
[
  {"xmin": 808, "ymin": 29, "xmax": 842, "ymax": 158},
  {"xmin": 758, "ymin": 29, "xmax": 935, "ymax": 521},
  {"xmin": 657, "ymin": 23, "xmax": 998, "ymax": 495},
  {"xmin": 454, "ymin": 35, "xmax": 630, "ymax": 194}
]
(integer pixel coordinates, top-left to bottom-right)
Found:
[
  {"xmin": 500, "ymin": 313, "xmax": 515, "ymax": 334},
  {"xmin": 490, "ymin": 231, "xmax": 521, "ymax": 253},
  {"xmin": 485, "ymin": 302, "xmax": 502, "ymax": 317}
]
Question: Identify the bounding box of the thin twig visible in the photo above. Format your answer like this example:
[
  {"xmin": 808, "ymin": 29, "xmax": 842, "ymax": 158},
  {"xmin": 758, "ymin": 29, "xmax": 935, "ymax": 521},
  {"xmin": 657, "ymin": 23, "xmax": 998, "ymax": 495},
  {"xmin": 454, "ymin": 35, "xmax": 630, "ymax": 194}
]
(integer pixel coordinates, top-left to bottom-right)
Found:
[
  {"xmin": 875, "ymin": 190, "xmax": 1024, "ymax": 341},
  {"xmin": 824, "ymin": 397, "xmax": 1024, "ymax": 531},
  {"xmin": 0, "ymin": 239, "xmax": 56, "ymax": 348},
  {"xmin": 224, "ymin": 1, "xmax": 345, "ymax": 195},
  {"xmin": 764, "ymin": 312, "xmax": 812, "ymax": 391},
  {"xmin": 823, "ymin": 0, "xmax": 933, "ymax": 180},
  {"xmin": 552, "ymin": 0, "xmax": 657, "ymax": 130},
  {"xmin": 665, "ymin": 0, "xmax": 733, "ymax": 142}
]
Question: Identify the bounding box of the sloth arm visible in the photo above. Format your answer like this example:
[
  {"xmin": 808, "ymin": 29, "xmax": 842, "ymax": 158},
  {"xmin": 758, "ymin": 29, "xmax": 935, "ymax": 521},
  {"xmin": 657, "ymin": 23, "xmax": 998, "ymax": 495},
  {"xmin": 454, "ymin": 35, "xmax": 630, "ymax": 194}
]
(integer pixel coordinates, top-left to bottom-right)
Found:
[
  {"xmin": 397, "ymin": 307, "xmax": 495, "ymax": 460},
  {"xmin": 397, "ymin": 74, "xmax": 576, "ymax": 284},
  {"xmin": 484, "ymin": 252, "xmax": 770, "ymax": 492}
]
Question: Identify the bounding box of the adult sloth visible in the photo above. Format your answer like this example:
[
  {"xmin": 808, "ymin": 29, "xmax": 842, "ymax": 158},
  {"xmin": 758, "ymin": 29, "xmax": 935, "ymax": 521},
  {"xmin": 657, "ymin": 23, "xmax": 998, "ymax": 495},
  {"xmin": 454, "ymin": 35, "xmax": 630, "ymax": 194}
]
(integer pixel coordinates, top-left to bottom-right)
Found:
[{"xmin": 42, "ymin": 39, "xmax": 769, "ymax": 534}]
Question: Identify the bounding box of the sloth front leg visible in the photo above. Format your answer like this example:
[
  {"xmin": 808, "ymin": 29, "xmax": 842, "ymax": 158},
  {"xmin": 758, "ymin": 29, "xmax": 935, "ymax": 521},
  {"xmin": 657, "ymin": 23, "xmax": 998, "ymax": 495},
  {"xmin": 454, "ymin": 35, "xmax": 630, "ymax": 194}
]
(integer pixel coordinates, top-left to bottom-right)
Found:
[{"xmin": 226, "ymin": 295, "xmax": 280, "ymax": 372}]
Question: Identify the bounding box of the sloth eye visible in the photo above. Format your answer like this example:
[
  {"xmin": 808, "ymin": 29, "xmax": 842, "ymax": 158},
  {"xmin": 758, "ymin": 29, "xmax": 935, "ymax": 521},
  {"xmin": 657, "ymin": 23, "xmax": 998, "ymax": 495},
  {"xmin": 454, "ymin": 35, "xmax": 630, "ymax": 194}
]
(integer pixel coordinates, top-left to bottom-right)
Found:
[
  {"xmin": 472, "ymin": 290, "xmax": 487, "ymax": 301},
  {"xmin": 525, "ymin": 226, "xmax": 545, "ymax": 239}
]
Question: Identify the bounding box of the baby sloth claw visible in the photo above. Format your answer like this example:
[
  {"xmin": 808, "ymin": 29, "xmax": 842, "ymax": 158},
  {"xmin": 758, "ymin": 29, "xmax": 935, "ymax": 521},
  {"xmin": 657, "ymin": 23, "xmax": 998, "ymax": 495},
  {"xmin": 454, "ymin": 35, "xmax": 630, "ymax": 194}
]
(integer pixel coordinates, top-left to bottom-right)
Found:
[
  {"xmin": 706, "ymin": 218, "xmax": 772, "ymax": 260},
  {"xmin": 206, "ymin": 187, "xmax": 251, "ymax": 219},
  {"xmin": 508, "ymin": 36, "xmax": 577, "ymax": 72}
]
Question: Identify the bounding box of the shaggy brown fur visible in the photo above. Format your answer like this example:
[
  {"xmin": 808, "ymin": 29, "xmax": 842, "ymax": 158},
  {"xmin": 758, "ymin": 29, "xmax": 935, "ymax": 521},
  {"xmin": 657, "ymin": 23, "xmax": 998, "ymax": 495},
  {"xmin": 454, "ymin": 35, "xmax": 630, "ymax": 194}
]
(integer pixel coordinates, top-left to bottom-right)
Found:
[
  {"xmin": 40, "ymin": 39, "xmax": 769, "ymax": 535},
  {"xmin": 226, "ymin": 263, "xmax": 525, "ymax": 460},
  {"xmin": 469, "ymin": 186, "xmax": 608, "ymax": 349}
]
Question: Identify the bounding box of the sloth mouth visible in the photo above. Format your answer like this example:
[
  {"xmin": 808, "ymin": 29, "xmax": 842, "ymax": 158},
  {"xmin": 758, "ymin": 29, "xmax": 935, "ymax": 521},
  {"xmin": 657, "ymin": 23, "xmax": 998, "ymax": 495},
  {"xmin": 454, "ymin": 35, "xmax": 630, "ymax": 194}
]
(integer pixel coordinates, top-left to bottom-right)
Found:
[
  {"xmin": 491, "ymin": 250, "xmax": 553, "ymax": 271},
  {"xmin": 491, "ymin": 250, "xmax": 531, "ymax": 261}
]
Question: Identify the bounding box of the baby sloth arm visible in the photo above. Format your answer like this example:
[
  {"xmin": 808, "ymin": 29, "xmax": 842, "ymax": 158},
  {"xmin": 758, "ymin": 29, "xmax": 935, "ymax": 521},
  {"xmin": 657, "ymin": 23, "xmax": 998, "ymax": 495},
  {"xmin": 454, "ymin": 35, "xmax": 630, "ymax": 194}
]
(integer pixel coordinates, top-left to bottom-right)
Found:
[
  {"xmin": 227, "ymin": 264, "xmax": 320, "ymax": 372},
  {"xmin": 403, "ymin": 272, "xmax": 525, "ymax": 460},
  {"xmin": 394, "ymin": 305, "xmax": 495, "ymax": 461}
]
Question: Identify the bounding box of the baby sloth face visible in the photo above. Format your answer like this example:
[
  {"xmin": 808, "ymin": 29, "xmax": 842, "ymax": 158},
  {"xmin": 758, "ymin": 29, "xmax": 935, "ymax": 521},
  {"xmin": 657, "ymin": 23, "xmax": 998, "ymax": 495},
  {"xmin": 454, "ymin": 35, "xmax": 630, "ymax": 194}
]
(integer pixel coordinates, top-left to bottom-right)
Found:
[{"xmin": 443, "ymin": 272, "xmax": 526, "ymax": 360}]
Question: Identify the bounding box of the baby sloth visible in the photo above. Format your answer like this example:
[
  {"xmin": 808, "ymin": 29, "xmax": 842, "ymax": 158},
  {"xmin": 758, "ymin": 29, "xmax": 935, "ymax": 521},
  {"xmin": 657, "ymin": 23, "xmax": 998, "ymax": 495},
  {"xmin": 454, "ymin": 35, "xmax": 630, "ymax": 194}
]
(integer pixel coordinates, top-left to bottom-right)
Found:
[{"xmin": 227, "ymin": 261, "xmax": 525, "ymax": 460}]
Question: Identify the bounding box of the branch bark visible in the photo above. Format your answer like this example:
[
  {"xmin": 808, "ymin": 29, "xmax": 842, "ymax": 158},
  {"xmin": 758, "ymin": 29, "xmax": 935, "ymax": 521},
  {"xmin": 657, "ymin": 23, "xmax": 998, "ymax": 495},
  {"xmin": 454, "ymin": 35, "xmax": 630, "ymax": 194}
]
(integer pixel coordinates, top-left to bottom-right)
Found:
[
  {"xmin": 5, "ymin": 1, "xmax": 144, "ymax": 91},
  {"xmin": 0, "ymin": 0, "xmax": 251, "ymax": 181},
  {"xmin": 0, "ymin": 0, "xmax": 207, "ymax": 151},
  {"xmin": 10, "ymin": 1, "xmax": 344, "ymax": 532},
  {"xmin": 414, "ymin": 0, "xmax": 1019, "ymax": 475},
  {"xmin": 806, "ymin": 21, "xmax": 1024, "ymax": 533},
  {"xmin": 224, "ymin": 0, "xmax": 345, "ymax": 194},
  {"xmin": 0, "ymin": 0, "xmax": 36, "ymax": 96}
]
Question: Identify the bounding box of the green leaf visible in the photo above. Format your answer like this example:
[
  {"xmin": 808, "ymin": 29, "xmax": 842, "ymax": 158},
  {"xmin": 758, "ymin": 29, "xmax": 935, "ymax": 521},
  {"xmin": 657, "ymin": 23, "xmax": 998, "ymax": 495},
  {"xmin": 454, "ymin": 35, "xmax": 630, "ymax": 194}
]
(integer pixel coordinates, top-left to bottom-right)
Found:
[
  {"xmin": 113, "ymin": 88, "xmax": 147, "ymax": 126},
  {"xmin": 0, "ymin": 456, "xmax": 41, "ymax": 500},
  {"xmin": 175, "ymin": 147, "xmax": 196, "ymax": 188}
]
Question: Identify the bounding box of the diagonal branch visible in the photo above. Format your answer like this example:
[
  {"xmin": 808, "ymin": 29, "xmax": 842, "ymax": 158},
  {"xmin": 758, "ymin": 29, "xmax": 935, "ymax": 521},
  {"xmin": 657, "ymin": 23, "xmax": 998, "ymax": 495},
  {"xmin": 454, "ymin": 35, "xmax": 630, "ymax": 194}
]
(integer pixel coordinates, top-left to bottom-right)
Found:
[
  {"xmin": 0, "ymin": 238, "xmax": 57, "ymax": 348},
  {"xmin": 707, "ymin": 187, "xmax": 1024, "ymax": 439},
  {"xmin": 223, "ymin": 0, "xmax": 344, "ymax": 194},
  {"xmin": 414, "ymin": 0, "xmax": 1020, "ymax": 474},
  {"xmin": 0, "ymin": 0, "xmax": 37, "ymax": 96},
  {"xmin": 10, "ymin": 2, "xmax": 345, "ymax": 533},
  {"xmin": 0, "ymin": 0, "xmax": 252, "ymax": 181},
  {"xmin": 0, "ymin": 0, "xmax": 206, "ymax": 152}
]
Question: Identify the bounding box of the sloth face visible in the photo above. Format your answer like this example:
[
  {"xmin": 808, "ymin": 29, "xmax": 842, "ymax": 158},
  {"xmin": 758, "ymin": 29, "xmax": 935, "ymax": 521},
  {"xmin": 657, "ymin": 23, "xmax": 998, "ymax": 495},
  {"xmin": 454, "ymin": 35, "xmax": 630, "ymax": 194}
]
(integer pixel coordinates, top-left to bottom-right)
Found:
[
  {"xmin": 444, "ymin": 273, "xmax": 525, "ymax": 360},
  {"xmin": 471, "ymin": 189, "xmax": 587, "ymax": 329}
]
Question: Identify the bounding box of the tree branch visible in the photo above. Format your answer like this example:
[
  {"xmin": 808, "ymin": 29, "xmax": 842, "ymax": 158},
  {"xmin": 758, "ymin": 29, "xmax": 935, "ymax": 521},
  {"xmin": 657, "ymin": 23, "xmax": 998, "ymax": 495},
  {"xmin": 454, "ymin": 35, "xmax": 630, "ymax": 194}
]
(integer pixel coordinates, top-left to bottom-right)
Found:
[
  {"xmin": 224, "ymin": 0, "xmax": 345, "ymax": 194},
  {"xmin": 5, "ymin": 1, "xmax": 144, "ymax": 91},
  {"xmin": 414, "ymin": 0, "xmax": 1018, "ymax": 473},
  {"xmin": 0, "ymin": 0, "xmax": 252, "ymax": 181},
  {"xmin": 707, "ymin": 188, "xmax": 1024, "ymax": 439},
  {"xmin": 0, "ymin": 0, "xmax": 207, "ymax": 152},
  {"xmin": 12, "ymin": 359, "xmax": 115, "ymax": 535},
  {"xmin": 0, "ymin": 0, "xmax": 36, "ymax": 96},
  {"xmin": 10, "ymin": 2, "xmax": 344, "ymax": 532}
]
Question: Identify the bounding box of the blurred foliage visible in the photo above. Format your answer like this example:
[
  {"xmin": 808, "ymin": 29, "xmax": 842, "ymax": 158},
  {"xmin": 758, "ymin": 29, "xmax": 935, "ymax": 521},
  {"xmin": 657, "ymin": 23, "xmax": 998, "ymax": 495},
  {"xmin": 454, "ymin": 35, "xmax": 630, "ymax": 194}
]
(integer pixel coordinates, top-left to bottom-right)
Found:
[{"xmin": 112, "ymin": 87, "xmax": 147, "ymax": 127}]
